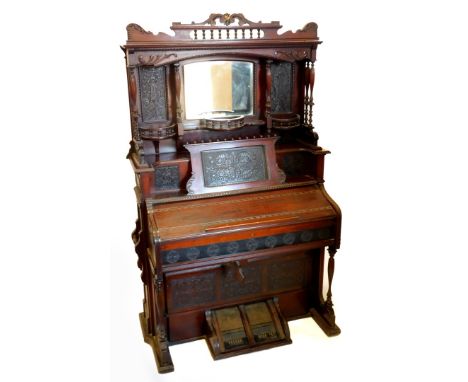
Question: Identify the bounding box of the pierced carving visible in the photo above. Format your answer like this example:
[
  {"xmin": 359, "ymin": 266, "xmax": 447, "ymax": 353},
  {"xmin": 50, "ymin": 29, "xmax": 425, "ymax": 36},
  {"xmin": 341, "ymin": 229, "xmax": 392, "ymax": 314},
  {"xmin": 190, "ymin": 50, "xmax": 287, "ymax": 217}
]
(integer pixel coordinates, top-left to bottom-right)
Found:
[
  {"xmin": 138, "ymin": 53, "xmax": 177, "ymax": 65},
  {"xmin": 126, "ymin": 15, "xmax": 319, "ymax": 44},
  {"xmin": 194, "ymin": 13, "xmax": 259, "ymax": 26}
]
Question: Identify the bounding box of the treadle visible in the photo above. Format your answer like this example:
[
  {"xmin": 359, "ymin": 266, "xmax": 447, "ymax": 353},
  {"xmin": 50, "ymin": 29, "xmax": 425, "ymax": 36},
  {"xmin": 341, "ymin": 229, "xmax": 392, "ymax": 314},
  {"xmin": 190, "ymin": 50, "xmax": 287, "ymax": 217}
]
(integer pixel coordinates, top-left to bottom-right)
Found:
[{"xmin": 205, "ymin": 298, "xmax": 292, "ymax": 359}]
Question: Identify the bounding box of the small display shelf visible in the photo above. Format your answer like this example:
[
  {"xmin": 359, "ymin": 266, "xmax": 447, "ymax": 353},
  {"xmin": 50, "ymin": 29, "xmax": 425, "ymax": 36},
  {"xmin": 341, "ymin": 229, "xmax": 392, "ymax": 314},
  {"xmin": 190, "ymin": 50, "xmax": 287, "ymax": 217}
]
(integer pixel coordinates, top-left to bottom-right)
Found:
[
  {"xmin": 203, "ymin": 115, "xmax": 245, "ymax": 131},
  {"xmin": 270, "ymin": 113, "xmax": 301, "ymax": 129}
]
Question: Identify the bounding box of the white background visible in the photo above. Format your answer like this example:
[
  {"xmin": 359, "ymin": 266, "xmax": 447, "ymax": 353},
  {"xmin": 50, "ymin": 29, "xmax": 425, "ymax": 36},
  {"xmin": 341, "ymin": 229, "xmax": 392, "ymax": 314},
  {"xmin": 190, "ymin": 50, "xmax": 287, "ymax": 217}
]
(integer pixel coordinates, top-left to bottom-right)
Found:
[{"xmin": 1, "ymin": 0, "xmax": 468, "ymax": 381}]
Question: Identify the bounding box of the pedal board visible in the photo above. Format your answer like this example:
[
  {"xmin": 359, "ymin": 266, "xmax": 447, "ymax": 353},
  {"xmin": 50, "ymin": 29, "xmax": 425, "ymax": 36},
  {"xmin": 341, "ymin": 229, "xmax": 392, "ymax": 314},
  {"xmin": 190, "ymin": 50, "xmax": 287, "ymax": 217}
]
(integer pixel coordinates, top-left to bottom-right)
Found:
[{"xmin": 205, "ymin": 298, "xmax": 292, "ymax": 359}]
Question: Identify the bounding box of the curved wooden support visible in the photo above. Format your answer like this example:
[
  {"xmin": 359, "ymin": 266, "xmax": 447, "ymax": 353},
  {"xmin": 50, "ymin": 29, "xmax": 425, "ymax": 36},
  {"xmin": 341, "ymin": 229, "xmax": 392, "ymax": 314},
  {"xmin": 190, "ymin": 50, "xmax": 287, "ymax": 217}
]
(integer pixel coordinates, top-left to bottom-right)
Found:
[
  {"xmin": 310, "ymin": 245, "xmax": 341, "ymax": 336},
  {"xmin": 132, "ymin": 203, "xmax": 149, "ymax": 283}
]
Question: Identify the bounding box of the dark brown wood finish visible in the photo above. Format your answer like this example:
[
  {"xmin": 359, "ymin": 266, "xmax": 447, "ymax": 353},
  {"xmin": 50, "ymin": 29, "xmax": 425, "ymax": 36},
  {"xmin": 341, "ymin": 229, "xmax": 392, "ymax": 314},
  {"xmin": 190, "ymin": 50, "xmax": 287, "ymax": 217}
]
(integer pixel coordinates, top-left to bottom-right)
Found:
[{"xmin": 123, "ymin": 13, "xmax": 341, "ymax": 373}]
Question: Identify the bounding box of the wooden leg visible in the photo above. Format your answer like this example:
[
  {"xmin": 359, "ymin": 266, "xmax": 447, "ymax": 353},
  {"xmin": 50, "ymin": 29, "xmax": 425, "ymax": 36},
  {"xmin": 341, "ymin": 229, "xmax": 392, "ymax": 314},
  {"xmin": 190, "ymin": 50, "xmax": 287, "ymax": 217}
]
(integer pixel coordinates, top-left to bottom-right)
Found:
[
  {"xmin": 310, "ymin": 245, "xmax": 341, "ymax": 336},
  {"xmin": 140, "ymin": 313, "xmax": 174, "ymax": 373}
]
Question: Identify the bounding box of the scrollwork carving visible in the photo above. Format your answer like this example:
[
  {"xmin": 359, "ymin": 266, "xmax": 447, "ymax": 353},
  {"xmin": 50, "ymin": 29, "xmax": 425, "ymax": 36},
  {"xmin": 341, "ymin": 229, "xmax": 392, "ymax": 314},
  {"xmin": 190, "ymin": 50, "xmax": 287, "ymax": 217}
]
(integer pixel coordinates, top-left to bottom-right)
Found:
[
  {"xmin": 194, "ymin": 13, "xmax": 259, "ymax": 26},
  {"xmin": 127, "ymin": 23, "xmax": 153, "ymax": 35},
  {"xmin": 186, "ymin": 174, "xmax": 195, "ymax": 194},
  {"xmin": 130, "ymin": 110, "xmax": 140, "ymax": 141},
  {"xmin": 275, "ymin": 49, "xmax": 312, "ymax": 61},
  {"xmin": 138, "ymin": 53, "xmax": 178, "ymax": 65},
  {"xmin": 300, "ymin": 22, "xmax": 318, "ymax": 34},
  {"xmin": 277, "ymin": 166, "xmax": 286, "ymax": 183}
]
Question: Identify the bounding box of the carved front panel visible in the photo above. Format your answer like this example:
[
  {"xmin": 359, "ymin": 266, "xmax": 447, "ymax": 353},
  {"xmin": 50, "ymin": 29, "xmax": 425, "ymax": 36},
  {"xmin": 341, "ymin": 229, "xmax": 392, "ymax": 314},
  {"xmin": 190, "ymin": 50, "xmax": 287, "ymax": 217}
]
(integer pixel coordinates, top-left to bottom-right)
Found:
[
  {"xmin": 221, "ymin": 263, "xmax": 261, "ymax": 299},
  {"xmin": 161, "ymin": 227, "xmax": 333, "ymax": 265},
  {"xmin": 139, "ymin": 66, "xmax": 167, "ymax": 122},
  {"xmin": 169, "ymin": 273, "xmax": 216, "ymax": 310},
  {"xmin": 268, "ymin": 258, "xmax": 306, "ymax": 291},
  {"xmin": 155, "ymin": 166, "xmax": 180, "ymax": 190},
  {"xmin": 201, "ymin": 146, "xmax": 267, "ymax": 187},
  {"xmin": 271, "ymin": 62, "xmax": 292, "ymax": 113}
]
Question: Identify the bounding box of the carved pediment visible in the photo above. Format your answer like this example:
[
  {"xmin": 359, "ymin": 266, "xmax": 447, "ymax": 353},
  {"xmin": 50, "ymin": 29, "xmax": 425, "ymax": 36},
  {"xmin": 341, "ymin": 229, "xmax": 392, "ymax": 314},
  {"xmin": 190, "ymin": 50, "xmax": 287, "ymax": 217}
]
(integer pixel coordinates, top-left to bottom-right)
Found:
[{"xmin": 125, "ymin": 13, "xmax": 319, "ymax": 45}]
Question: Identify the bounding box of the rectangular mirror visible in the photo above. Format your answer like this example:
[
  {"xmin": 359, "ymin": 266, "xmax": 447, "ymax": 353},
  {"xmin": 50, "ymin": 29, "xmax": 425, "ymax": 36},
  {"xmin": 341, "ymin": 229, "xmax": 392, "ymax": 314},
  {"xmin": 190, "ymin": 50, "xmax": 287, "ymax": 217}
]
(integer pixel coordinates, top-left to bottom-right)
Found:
[{"xmin": 184, "ymin": 61, "xmax": 254, "ymax": 120}]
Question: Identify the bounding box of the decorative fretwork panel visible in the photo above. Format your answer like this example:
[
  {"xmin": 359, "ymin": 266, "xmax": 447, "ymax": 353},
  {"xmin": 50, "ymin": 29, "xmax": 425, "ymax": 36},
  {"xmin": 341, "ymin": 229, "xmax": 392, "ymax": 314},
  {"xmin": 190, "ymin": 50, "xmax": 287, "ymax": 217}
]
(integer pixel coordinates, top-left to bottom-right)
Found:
[
  {"xmin": 271, "ymin": 62, "xmax": 292, "ymax": 113},
  {"xmin": 139, "ymin": 66, "xmax": 167, "ymax": 122}
]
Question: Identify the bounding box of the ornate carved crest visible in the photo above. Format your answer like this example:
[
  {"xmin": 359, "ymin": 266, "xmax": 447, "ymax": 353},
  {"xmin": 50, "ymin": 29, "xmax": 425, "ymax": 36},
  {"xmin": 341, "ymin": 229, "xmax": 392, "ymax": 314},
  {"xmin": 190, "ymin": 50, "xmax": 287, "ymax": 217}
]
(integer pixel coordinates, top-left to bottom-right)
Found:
[
  {"xmin": 192, "ymin": 13, "xmax": 262, "ymax": 26},
  {"xmin": 125, "ymin": 14, "xmax": 319, "ymax": 44}
]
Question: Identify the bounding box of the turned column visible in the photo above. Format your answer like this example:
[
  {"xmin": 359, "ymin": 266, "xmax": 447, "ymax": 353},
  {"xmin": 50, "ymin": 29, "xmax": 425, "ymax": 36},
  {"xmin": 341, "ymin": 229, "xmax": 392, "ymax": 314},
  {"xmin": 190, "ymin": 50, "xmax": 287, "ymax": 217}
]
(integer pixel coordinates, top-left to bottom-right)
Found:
[
  {"xmin": 310, "ymin": 244, "xmax": 341, "ymax": 336},
  {"xmin": 174, "ymin": 63, "xmax": 183, "ymax": 136},
  {"xmin": 325, "ymin": 245, "xmax": 337, "ymax": 323},
  {"xmin": 265, "ymin": 59, "xmax": 272, "ymax": 132},
  {"xmin": 303, "ymin": 60, "xmax": 315, "ymax": 129}
]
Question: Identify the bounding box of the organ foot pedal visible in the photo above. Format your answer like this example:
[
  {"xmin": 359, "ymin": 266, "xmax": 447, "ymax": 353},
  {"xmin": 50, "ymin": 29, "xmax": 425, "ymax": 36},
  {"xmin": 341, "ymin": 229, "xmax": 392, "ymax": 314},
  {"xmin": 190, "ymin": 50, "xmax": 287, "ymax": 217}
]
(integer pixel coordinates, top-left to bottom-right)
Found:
[{"xmin": 205, "ymin": 298, "xmax": 292, "ymax": 359}]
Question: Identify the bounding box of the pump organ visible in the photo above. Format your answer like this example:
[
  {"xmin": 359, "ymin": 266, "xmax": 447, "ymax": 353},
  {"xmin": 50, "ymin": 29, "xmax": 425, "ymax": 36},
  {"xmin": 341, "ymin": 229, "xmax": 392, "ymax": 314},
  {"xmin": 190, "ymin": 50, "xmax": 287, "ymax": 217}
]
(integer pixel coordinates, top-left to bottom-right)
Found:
[{"xmin": 123, "ymin": 13, "xmax": 342, "ymax": 373}]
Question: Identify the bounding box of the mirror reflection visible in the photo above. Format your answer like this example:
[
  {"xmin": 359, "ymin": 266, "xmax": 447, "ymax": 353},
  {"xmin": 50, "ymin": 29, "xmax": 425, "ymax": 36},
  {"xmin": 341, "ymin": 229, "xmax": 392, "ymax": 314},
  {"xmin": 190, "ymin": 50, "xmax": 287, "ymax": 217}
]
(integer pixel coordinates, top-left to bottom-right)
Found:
[{"xmin": 184, "ymin": 61, "xmax": 253, "ymax": 120}]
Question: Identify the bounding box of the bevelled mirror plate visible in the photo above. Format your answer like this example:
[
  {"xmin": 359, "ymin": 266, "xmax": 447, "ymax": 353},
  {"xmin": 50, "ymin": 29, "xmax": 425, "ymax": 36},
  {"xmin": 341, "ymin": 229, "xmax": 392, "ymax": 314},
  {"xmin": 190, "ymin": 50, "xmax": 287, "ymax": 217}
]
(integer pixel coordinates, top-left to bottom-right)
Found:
[{"xmin": 184, "ymin": 61, "xmax": 254, "ymax": 120}]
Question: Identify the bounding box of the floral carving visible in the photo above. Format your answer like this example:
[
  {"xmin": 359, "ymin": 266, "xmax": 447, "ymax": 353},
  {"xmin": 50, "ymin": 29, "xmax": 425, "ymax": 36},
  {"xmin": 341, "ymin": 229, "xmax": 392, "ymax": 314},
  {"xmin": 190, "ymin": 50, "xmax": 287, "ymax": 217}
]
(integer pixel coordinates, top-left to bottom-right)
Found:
[{"xmin": 275, "ymin": 49, "xmax": 312, "ymax": 61}]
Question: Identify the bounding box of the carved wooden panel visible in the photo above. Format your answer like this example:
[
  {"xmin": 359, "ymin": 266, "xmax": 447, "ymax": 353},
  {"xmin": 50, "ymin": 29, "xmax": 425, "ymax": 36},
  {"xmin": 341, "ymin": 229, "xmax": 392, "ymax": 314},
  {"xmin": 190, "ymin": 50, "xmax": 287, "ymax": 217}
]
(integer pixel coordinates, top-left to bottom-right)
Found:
[
  {"xmin": 222, "ymin": 263, "xmax": 261, "ymax": 299},
  {"xmin": 161, "ymin": 227, "xmax": 333, "ymax": 265},
  {"xmin": 271, "ymin": 62, "xmax": 292, "ymax": 113},
  {"xmin": 184, "ymin": 136, "xmax": 285, "ymax": 195},
  {"xmin": 169, "ymin": 273, "xmax": 216, "ymax": 310},
  {"xmin": 139, "ymin": 66, "xmax": 168, "ymax": 122},
  {"xmin": 268, "ymin": 258, "xmax": 306, "ymax": 291},
  {"xmin": 202, "ymin": 146, "xmax": 267, "ymax": 187},
  {"xmin": 155, "ymin": 166, "xmax": 180, "ymax": 190}
]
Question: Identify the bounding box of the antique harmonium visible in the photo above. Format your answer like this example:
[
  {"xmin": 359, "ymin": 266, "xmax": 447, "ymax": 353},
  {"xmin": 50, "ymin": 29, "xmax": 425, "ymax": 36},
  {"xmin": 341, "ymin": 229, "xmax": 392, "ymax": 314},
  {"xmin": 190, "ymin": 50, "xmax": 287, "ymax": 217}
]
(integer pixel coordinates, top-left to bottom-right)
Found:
[{"xmin": 123, "ymin": 13, "xmax": 342, "ymax": 373}]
